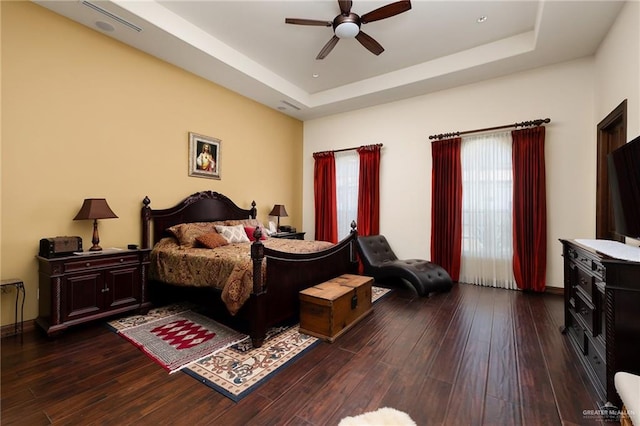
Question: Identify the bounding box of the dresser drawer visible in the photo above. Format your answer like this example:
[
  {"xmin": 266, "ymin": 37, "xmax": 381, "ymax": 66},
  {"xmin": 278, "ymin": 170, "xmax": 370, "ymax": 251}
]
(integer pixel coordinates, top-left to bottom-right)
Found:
[
  {"xmin": 567, "ymin": 309, "xmax": 587, "ymax": 355},
  {"xmin": 568, "ymin": 246, "xmax": 605, "ymax": 281},
  {"xmin": 64, "ymin": 254, "xmax": 139, "ymax": 272},
  {"xmin": 585, "ymin": 335, "xmax": 606, "ymax": 390},
  {"xmin": 574, "ymin": 289, "xmax": 595, "ymax": 335},
  {"xmin": 574, "ymin": 264, "xmax": 594, "ymax": 298}
]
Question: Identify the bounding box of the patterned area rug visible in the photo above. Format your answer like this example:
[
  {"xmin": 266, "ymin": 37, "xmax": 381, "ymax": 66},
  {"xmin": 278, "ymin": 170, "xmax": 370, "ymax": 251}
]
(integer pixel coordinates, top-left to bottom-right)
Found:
[
  {"xmin": 108, "ymin": 286, "xmax": 391, "ymax": 401},
  {"xmin": 107, "ymin": 305, "xmax": 248, "ymax": 373},
  {"xmin": 184, "ymin": 323, "xmax": 317, "ymax": 401},
  {"xmin": 183, "ymin": 286, "xmax": 391, "ymax": 401}
]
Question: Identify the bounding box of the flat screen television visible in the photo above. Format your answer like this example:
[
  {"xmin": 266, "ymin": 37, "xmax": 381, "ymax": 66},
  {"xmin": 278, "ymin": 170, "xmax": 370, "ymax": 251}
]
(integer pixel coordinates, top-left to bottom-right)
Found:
[{"xmin": 608, "ymin": 134, "xmax": 640, "ymax": 239}]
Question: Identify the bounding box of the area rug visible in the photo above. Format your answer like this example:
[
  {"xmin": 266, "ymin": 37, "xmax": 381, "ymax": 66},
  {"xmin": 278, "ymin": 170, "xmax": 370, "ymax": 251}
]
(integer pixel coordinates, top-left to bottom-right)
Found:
[
  {"xmin": 183, "ymin": 285, "xmax": 391, "ymax": 401},
  {"xmin": 184, "ymin": 323, "xmax": 317, "ymax": 401},
  {"xmin": 107, "ymin": 304, "xmax": 248, "ymax": 373},
  {"xmin": 108, "ymin": 286, "xmax": 391, "ymax": 401}
]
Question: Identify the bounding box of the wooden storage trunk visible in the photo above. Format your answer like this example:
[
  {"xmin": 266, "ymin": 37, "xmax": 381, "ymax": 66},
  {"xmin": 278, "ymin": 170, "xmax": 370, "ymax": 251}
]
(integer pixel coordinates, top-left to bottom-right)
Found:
[{"xmin": 299, "ymin": 274, "xmax": 373, "ymax": 342}]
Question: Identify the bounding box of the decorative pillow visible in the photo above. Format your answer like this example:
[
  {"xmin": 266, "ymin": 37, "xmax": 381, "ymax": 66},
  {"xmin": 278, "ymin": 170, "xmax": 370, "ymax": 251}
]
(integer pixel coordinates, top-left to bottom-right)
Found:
[
  {"xmin": 244, "ymin": 226, "xmax": 267, "ymax": 241},
  {"xmin": 225, "ymin": 219, "xmax": 263, "ymax": 228},
  {"xmin": 167, "ymin": 222, "xmax": 223, "ymax": 247},
  {"xmin": 215, "ymin": 224, "xmax": 250, "ymax": 243},
  {"xmin": 196, "ymin": 231, "xmax": 229, "ymax": 249}
]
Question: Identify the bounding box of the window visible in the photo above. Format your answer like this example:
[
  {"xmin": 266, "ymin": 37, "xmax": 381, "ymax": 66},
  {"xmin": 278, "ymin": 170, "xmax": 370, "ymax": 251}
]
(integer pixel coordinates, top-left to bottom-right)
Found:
[
  {"xmin": 335, "ymin": 151, "xmax": 359, "ymax": 240},
  {"xmin": 459, "ymin": 132, "xmax": 516, "ymax": 289}
]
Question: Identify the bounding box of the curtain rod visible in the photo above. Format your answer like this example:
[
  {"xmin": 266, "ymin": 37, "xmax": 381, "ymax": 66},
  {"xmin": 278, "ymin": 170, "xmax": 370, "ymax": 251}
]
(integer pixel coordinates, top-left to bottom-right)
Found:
[
  {"xmin": 313, "ymin": 143, "xmax": 383, "ymax": 156},
  {"xmin": 428, "ymin": 118, "xmax": 551, "ymax": 141}
]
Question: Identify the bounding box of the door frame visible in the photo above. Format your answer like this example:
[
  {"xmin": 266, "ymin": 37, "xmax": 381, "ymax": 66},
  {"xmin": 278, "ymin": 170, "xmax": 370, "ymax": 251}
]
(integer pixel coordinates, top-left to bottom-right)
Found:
[{"xmin": 596, "ymin": 100, "xmax": 627, "ymax": 240}]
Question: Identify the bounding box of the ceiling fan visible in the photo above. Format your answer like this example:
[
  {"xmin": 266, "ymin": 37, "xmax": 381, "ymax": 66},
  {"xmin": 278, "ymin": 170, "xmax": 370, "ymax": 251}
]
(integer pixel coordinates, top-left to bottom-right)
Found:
[{"xmin": 285, "ymin": 0, "xmax": 412, "ymax": 60}]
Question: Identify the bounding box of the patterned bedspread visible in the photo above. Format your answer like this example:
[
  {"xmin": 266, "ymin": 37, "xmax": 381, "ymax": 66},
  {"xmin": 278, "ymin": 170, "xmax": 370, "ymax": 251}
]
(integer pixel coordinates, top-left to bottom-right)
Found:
[{"xmin": 149, "ymin": 237, "xmax": 333, "ymax": 315}]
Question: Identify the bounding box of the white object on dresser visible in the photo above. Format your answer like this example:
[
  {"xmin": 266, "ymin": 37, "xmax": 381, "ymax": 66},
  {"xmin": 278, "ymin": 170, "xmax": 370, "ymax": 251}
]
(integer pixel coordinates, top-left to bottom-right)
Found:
[{"xmin": 574, "ymin": 239, "xmax": 640, "ymax": 262}]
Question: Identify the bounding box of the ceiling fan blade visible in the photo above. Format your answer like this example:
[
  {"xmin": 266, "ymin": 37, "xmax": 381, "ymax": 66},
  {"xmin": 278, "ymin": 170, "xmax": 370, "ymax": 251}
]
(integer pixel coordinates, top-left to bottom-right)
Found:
[
  {"xmin": 285, "ymin": 18, "xmax": 332, "ymax": 27},
  {"xmin": 338, "ymin": 0, "xmax": 352, "ymax": 15},
  {"xmin": 356, "ymin": 31, "xmax": 384, "ymax": 55},
  {"xmin": 360, "ymin": 0, "xmax": 412, "ymax": 24},
  {"xmin": 316, "ymin": 35, "xmax": 340, "ymax": 60}
]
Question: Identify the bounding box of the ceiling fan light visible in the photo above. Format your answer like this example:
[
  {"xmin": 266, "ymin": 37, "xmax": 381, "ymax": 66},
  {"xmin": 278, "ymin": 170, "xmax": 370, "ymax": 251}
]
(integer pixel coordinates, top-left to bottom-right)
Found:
[{"xmin": 335, "ymin": 22, "xmax": 359, "ymax": 38}]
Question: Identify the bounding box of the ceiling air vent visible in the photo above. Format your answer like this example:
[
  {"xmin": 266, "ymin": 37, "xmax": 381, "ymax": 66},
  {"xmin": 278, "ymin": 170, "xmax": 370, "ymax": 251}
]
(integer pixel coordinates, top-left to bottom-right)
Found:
[
  {"xmin": 81, "ymin": 1, "xmax": 143, "ymax": 32},
  {"xmin": 281, "ymin": 100, "xmax": 301, "ymax": 111}
]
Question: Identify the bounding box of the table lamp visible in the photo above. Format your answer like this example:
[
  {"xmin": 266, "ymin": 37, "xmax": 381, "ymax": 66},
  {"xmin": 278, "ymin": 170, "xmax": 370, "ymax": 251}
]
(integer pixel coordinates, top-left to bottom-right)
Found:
[
  {"xmin": 269, "ymin": 204, "xmax": 288, "ymax": 231},
  {"xmin": 73, "ymin": 198, "xmax": 118, "ymax": 251}
]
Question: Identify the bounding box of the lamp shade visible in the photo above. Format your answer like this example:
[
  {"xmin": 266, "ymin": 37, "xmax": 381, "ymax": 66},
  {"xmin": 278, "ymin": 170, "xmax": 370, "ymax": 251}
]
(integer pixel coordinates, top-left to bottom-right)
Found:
[
  {"xmin": 73, "ymin": 198, "xmax": 118, "ymax": 220},
  {"xmin": 269, "ymin": 204, "xmax": 288, "ymax": 218}
]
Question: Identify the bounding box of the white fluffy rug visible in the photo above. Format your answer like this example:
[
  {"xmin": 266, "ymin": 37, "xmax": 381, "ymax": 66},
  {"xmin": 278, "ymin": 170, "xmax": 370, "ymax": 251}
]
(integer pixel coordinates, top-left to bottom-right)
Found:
[{"xmin": 338, "ymin": 407, "xmax": 417, "ymax": 426}]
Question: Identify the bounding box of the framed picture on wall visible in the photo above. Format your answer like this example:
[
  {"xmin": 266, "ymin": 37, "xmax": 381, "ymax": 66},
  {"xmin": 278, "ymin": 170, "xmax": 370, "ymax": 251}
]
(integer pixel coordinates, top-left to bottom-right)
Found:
[{"xmin": 188, "ymin": 132, "xmax": 221, "ymax": 180}]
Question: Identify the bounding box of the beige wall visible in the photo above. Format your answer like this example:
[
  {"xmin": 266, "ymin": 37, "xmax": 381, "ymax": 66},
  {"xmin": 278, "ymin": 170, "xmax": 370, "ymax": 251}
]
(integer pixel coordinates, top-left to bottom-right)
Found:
[
  {"xmin": 303, "ymin": 2, "xmax": 639, "ymax": 291},
  {"xmin": 594, "ymin": 0, "xmax": 640, "ymax": 247},
  {"xmin": 0, "ymin": 2, "xmax": 303, "ymax": 326},
  {"xmin": 595, "ymin": 0, "xmax": 640, "ymax": 139}
]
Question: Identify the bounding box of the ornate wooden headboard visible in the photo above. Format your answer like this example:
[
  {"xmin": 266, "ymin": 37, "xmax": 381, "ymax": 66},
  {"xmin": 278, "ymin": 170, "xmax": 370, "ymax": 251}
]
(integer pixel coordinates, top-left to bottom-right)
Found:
[{"xmin": 141, "ymin": 191, "xmax": 256, "ymax": 249}]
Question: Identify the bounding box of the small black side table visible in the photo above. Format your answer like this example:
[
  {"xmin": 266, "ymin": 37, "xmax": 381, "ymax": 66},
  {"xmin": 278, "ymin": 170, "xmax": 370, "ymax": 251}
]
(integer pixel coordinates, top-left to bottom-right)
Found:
[
  {"xmin": 1, "ymin": 278, "xmax": 25, "ymax": 338},
  {"xmin": 270, "ymin": 231, "xmax": 306, "ymax": 240}
]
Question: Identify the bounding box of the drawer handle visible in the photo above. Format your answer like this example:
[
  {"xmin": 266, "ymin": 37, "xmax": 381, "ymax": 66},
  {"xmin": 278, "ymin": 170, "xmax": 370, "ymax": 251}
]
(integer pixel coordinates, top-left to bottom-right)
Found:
[
  {"xmin": 101, "ymin": 287, "xmax": 110, "ymax": 293},
  {"xmin": 86, "ymin": 262, "xmax": 91, "ymax": 267},
  {"xmin": 119, "ymin": 258, "xmax": 124, "ymax": 263},
  {"xmin": 580, "ymin": 308, "xmax": 589, "ymax": 315}
]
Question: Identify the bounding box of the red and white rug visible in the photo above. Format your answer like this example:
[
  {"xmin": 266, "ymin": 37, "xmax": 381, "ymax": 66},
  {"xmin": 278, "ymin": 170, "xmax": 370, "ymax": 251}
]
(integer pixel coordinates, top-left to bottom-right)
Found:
[{"xmin": 109, "ymin": 308, "xmax": 247, "ymax": 373}]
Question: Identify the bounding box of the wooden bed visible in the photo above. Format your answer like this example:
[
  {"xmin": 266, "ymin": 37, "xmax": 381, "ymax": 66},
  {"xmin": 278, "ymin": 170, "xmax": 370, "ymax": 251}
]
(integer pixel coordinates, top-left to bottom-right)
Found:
[{"xmin": 141, "ymin": 191, "xmax": 358, "ymax": 347}]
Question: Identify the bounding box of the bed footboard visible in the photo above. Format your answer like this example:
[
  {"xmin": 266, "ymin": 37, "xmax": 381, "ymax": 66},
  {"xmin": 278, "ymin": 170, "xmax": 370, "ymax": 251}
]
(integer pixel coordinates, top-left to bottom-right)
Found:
[{"xmin": 247, "ymin": 229, "xmax": 359, "ymax": 347}]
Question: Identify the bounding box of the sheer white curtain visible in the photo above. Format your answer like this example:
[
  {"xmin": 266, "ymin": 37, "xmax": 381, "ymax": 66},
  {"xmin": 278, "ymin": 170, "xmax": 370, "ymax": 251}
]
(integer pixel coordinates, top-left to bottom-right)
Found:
[
  {"xmin": 459, "ymin": 131, "xmax": 517, "ymax": 289},
  {"xmin": 335, "ymin": 151, "xmax": 359, "ymax": 240}
]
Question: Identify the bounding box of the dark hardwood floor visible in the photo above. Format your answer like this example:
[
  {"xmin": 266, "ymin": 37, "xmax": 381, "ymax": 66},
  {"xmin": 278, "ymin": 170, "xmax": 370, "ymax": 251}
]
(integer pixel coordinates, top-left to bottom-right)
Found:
[{"xmin": 2, "ymin": 283, "xmax": 612, "ymax": 425}]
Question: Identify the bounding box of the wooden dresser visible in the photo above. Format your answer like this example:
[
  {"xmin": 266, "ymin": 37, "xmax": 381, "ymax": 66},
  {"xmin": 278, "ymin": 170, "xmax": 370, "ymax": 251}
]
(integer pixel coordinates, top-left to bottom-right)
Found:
[
  {"xmin": 560, "ymin": 239, "xmax": 640, "ymax": 406},
  {"xmin": 36, "ymin": 248, "xmax": 151, "ymax": 336}
]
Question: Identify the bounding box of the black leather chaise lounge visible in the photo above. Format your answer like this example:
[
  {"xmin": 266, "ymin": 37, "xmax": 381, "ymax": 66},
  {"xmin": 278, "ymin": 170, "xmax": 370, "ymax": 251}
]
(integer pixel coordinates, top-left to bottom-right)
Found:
[{"xmin": 356, "ymin": 235, "xmax": 453, "ymax": 296}]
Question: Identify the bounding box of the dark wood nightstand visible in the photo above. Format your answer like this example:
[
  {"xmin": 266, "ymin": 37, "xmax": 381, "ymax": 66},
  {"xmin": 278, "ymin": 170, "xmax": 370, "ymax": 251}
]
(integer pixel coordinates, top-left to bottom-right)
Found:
[
  {"xmin": 36, "ymin": 248, "xmax": 151, "ymax": 336},
  {"xmin": 270, "ymin": 231, "xmax": 306, "ymax": 240}
]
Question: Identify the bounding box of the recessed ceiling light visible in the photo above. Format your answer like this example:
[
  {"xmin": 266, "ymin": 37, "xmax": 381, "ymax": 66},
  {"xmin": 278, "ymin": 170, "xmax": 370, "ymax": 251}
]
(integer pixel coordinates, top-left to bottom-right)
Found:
[
  {"xmin": 312, "ymin": 73, "xmax": 319, "ymax": 78},
  {"xmin": 477, "ymin": 16, "xmax": 488, "ymax": 24}
]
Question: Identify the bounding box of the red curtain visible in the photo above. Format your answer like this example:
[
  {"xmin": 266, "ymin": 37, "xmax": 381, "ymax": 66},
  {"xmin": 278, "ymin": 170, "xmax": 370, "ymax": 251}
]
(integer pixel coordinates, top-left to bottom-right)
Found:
[
  {"xmin": 356, "ymin": 144, "xmax": 381, "ymax": 236},
  {"xmin": 512, "ymin": 127, "xmax": 547, "ymax": 291},
  {"xmin": 431, "ymin": 138, "xmax": 462, "ymax": 281},
  {"xmin": 313, "ymin": 151, "xmax": 338, "ymax": 243}
]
